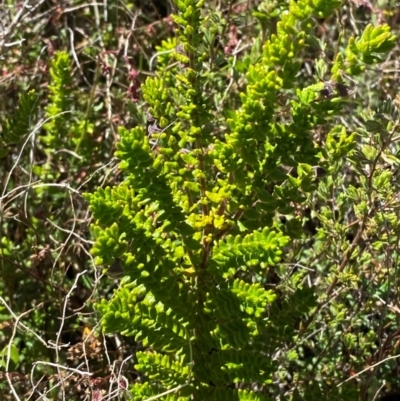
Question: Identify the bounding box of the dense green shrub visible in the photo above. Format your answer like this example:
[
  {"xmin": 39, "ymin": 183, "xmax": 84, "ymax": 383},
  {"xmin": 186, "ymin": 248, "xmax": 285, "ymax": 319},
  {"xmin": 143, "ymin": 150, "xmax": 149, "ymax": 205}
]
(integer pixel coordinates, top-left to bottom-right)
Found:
[
  {"xmin": 1, "ymin": 1, "xmax": 400, "ymax": 400},
  {"xmin": 87, "ymin": 1, "xmax": 398, "ymax": 400}
]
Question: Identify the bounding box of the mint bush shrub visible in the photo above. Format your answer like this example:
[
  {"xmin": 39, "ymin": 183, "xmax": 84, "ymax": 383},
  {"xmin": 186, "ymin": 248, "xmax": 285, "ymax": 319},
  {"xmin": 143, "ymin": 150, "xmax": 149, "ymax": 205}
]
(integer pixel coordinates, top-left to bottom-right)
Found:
[{"xmin": 86, "ymin": 0, "xmax": 396, "ymax": 400}]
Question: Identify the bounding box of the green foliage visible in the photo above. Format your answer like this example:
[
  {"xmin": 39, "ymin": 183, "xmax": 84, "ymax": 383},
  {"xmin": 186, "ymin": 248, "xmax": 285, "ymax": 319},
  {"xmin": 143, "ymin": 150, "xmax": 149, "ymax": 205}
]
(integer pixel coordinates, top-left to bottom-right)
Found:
[
  {"xmin": 1, "ymin": 0, "xmax": 400, "ymax": 400},
  {"xmin": 292, "ymin": 94, "xmax": 400, "ymax": 396},
  {"xmin": 0, "ymin": 1, "xmax": 200, "ymax": 399},
  {"xmin": 0, "ymin": 90, "xmax": 38, "ymax": 157},
  {"xmin": 87, "ymin": 0, "xmax": 398, "ymax": 400},
  {"xmin": 43, "ymin": 51, "xmax": 74, "ymax": 147},
  {"xmin": 346, "ymin": 23, "xmax": 396, "ymax": 67}
]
